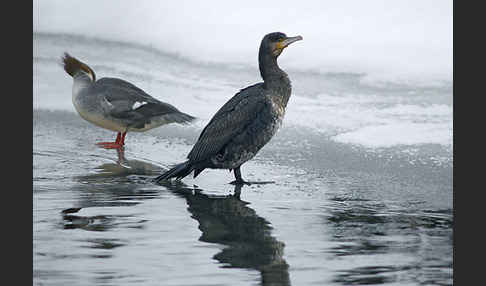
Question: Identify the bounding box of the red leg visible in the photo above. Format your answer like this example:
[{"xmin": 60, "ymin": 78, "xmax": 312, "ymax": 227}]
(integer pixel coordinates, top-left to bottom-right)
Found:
[
  {"xmin": 96, "ymin": 132, "xmax": 124, "ymax": 149},
  {"xmin": 120, "ymin": 132, "xmax": 127, "ymax": 145},
  {"xmin": 115, "ymin": 132, "xmax": 121, "ymax": 144}
]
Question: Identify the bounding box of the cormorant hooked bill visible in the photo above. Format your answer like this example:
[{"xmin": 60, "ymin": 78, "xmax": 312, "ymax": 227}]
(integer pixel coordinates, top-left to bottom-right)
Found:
[
  {"xmin": 154, "ymin": 32, "xmax": 302, "ymax": 185},
  {"xmin": 62, "ymin": 53, "xmax": 195, "ymax": 149}
]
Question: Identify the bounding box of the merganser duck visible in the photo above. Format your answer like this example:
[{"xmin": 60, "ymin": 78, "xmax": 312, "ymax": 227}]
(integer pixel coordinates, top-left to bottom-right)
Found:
[{"xmin": 62, "ymin": 53, "xmax": 195, "ymax": 149}]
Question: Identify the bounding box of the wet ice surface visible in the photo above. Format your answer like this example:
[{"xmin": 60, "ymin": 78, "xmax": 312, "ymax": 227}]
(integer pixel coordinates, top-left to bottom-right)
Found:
[
  {"xmin": 33, "ymin": 33, "xmax": 452, "ymax": 285},
  {"xmin": 33, "ymin": 111, "xmax": 452, "ymax": 286}
]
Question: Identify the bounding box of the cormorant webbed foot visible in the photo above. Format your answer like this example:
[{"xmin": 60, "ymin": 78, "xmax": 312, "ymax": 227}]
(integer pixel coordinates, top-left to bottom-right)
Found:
[{"xmin": 229, "ymin": 179, "xmax": 252, "ymax": 186}]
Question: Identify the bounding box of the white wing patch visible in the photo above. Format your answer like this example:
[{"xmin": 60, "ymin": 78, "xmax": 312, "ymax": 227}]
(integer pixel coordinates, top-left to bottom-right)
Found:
[
  {"xmin": 132, "ymin": 101, "xmax": 148, "ymax": 110},
  {"xmin": 102, "ymin": 97, "xmax": 114, "ymax": 108}
]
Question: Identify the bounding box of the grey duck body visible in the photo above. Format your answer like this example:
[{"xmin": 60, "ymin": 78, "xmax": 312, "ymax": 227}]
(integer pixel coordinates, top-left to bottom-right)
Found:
[
  {"xmin": 63, "ymin": 53, "xmax": 195, "ymax": 148},
  {"xmin": 74, "ymin": 76, "xmax": 193, "ymax": 132},
  {"xmin": 155, "ymin": 32, "xmax": 302, "ymax": 184}
]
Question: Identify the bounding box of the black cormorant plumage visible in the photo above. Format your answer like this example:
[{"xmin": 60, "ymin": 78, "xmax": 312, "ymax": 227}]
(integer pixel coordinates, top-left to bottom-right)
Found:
[{"xmin": 155, "ymin": 32, "xmax": 302, "ymax": 184}]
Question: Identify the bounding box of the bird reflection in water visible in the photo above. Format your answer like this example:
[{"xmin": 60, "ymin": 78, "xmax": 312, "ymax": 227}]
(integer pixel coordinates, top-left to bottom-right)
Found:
[
  {"xmin": 64, "ymin": 148, "xmax": 164, "ymax": 230},
  {"xmin": 65, "ymin": 149, "xmax": 290, "ymax": 285},
  {"xmin": 82, "ymin": 148, "xmax": 164, "ymax": 180},
  {"xmin": 161, "ymin": 181, "xmax": 291, "ymax": 286}
]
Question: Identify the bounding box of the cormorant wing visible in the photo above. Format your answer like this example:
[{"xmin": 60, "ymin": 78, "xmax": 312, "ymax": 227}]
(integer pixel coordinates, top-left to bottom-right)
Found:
[{"xmin": 188, "ymin": 83, "xmax": 267, "ymax": 162}]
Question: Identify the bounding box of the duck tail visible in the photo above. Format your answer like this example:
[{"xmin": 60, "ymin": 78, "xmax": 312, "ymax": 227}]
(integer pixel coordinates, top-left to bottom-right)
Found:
[
  {"xmin": 61, "ymin": 52, "xmax": 96, "ymax": 81},
  {"xmin": 170, "ymin": 112, "xmax": 196, "ymax": 125}
]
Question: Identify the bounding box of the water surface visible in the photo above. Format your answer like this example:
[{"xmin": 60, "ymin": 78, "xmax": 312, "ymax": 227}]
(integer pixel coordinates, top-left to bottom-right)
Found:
[{"xmin": 33, "ymin": 33, "xmax": 452, "ymax": 285}]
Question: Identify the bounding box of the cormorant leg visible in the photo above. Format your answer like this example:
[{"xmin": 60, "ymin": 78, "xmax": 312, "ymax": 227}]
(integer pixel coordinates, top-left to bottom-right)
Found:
[
  {"xmin": 96, "ymin": 132, "xmax": 124, "ymax": 149},
  {"xmin": 232, "ymin": 184, "xmax": 243, "ymax": 199},
  {"xmin": 229, "ymin": 167, "xmax": 251, "ymax": 185}
]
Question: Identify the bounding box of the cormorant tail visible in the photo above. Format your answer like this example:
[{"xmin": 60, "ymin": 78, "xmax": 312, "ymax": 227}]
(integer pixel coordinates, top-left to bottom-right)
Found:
[
  {"xmin": 193, "ymin": 168, "xmax": 205, "ymax": 178},
  {"xmin": 154, "ymin": 161, "xmax": 194, "ymax": 183}
]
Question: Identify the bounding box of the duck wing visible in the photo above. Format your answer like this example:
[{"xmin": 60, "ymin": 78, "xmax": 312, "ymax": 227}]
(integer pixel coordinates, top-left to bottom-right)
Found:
[{"xmin": 95, "ymin": 77, "xmax": 194, "ymax": 125}]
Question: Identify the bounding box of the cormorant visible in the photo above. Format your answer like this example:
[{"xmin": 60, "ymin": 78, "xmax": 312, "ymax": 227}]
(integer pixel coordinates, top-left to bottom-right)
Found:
[
  {"xmin": 62, "ymin": 53, "xmax": 195, "ymax": 149},
  {"xmin": 154, "ymin": 32, "xmax": 302, "ymax": 184}
]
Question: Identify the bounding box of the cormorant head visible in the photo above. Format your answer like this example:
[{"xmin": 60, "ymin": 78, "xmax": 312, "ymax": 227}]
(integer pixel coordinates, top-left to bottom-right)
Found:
[{"xmin": 260, "ymin": 32, "xmax": 303, "ymax": 58}]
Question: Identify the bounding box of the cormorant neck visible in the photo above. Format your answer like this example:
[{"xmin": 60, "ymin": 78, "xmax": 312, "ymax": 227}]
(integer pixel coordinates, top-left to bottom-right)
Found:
[{"xmin": 259, "ymin": 52, "xmax": 288, "ymax": 89}]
